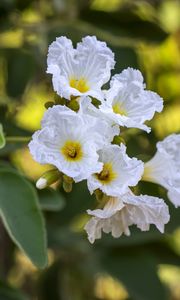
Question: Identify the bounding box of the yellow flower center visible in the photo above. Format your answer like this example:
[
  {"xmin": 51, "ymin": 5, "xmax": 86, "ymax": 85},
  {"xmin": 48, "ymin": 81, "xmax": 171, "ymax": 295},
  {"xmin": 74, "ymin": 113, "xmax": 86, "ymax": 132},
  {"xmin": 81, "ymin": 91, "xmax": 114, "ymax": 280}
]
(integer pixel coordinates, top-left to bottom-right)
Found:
[
  {"xmin": 96, "ymin": 162, "xmax": 117, "ymax": 184},
  {"xmin": 113, "ymin": 103, "xmax": 127, "ymax": 116},
  {"xmin": 70, "ymin": 77, "xmax": 89, "ymax": 93},
  {"xmin": 61, "ymin": 140, "xmax": 83, "ymax": 162}
]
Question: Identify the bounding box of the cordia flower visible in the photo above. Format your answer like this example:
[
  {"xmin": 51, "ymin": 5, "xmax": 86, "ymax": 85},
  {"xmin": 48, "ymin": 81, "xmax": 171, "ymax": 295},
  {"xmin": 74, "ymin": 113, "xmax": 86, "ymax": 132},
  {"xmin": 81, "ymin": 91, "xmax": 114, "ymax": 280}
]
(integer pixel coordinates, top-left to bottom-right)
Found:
[
  {"xmin": 29, "ymin": 104, "xmax": 118, "ymax": 182},
  {"xmin": 142, "ymin": 134, "xmax": 180, "ymax": 207},
  {"xmin": 47, "ymin": 36, "xmax": 115, "ymax": 101},
  {"xmin": 78, "ymin": 96, "xmax": 120, "ymax": 138},
  {"xmin": 99, "ymin": 67, "xmax": 163, "ymax": 132},
  {"xmin": 87, "ymin": 144, "xmax": 144, "ymax": 196},
  {"xmin": 85, "ymin": 191, "xmax": 170, "ymax": 243}
]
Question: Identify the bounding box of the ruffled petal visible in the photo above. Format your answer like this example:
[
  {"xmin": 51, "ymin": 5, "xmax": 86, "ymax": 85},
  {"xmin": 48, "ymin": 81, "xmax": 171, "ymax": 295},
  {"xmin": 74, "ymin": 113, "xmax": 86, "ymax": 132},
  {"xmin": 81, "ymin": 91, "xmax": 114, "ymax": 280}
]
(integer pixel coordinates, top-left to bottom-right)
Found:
[
  {"xmin": 47, "ymin": 36, "xmax": 115, "ymax": 101},
  {"xmin": 87, "ymin": 144, "xmax": 144, "ymax": 196},
  {"xmin": 84, "ymin": 191, "xmax": 169, "ymax": 243},
  {"xmin": 122, "ymin": 193, "xmax": 170, "ymax": 233},
  {"xmin": 100, "ymin": 68, "xmax": 163, "ymax": 132},
  {"xmin": 143, "ymin": 134, "xmax": 180, "ymax": 207},
  {"xmin": 29, "ymin": 104, "xmax": 111, "ymax": 182}
]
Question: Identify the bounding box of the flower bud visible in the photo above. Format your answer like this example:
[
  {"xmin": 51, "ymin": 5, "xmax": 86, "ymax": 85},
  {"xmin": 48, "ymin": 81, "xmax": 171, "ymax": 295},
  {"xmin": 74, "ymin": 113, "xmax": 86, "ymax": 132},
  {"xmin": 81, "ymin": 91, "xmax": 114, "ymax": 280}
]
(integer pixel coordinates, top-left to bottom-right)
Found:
[
  {"xmin": 62, "ymin": 175, "xmax": 73, "ymax": 193},
  {"xmin": 44, "ymin": 101, "xmax": 55, "ymax": 109},
  {"xmin": 36, "ymin": 169, "xmax": 61, "ymax": 189},
  {"xmin": 112, "ymin": 135, "xmax": 125, "ymax": 145},
  {"xmin": 67, "ymin": 98, "xmax": 79, "ymax": 112}
]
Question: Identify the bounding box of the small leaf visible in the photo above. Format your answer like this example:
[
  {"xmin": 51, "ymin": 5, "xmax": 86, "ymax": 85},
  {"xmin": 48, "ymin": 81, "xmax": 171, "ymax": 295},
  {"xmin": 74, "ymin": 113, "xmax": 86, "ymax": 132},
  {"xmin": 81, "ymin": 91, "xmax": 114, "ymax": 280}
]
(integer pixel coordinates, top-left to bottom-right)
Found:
[
  {"xmin": 38, "ymin": 188, "xmax": 65, "ymax": 211},
  {"xmin": 0, "ymin": 168, "xmax": 48, "ymax": 269},
  {"xmin": 0, "ymin": 124, "xmax": 6, "ymax": 149}
]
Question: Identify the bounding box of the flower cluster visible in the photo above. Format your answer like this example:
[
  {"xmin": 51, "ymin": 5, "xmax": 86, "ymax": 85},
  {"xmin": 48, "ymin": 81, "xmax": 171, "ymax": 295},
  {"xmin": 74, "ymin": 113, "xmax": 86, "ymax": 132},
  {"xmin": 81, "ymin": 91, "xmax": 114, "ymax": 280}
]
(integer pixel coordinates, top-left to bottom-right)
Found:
[{"xmin": 29, "ymin": 36, "xmax": 180, "ymax": 243}]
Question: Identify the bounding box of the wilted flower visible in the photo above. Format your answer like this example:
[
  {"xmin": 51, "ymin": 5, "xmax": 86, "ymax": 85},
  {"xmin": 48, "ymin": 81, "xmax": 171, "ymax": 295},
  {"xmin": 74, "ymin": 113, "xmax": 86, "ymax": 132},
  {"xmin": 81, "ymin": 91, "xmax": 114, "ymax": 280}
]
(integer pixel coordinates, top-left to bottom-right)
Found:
[{"xmin": 85, "ymin": 191, "xmax": 170, "ymax": 243}]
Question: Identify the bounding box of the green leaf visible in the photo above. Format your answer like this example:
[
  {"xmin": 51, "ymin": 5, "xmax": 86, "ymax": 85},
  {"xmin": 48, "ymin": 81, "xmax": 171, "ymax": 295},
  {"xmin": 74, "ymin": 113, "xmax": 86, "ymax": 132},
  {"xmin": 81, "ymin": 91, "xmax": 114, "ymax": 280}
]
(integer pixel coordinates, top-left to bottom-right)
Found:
[
  {"xmin": 79, "ymin": 9, "xmax": 168, "ymax": 43},
  {"xmin": 5, "ymin": 49, "xmax": 36, "ymax": 98},
  {"xmin": 38, "ymin": 188, "xmax": 65, "ymax": 211},
  {"xmin": 0, "ymin": 281, "xmax": 28, "ymax": 300},
  {"xmin": 0, "ymin": 168, "xmax": 48, "ymax": 269},
  {"xmin": 0, "ymin": 124, "xmax": 6, "ymax": 149}
]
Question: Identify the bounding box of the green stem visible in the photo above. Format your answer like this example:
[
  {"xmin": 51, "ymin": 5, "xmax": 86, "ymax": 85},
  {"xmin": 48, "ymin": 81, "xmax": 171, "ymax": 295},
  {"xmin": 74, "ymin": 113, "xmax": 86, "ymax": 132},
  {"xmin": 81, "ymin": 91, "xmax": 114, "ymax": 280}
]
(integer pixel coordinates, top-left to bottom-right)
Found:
[{"xmin": 5, "ymin": 136, "xmax": 31, "ymax": 143}]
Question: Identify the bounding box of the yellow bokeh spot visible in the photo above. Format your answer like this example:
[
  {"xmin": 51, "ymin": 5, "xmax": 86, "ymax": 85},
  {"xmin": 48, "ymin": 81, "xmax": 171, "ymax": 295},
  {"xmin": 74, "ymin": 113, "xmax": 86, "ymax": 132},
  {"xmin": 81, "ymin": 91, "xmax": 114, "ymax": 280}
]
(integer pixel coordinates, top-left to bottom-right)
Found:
[
  {"xmin": 113, "ymin": 103, "xmax": 127, "ymax": 116},
  {"xmin": 152, "ymin": 104, "xmax": 180, "ymax": 138},
  {"xmin": 61, "ymin": 140, "xmax": 83, "ymax": 162},
  {"xmin": 11, "ymin": 147, "xmax": 51, "ymax": 180},
  {"xmin": 0, "ymin": 29, "xmax": 23, "ymax": 48},
  {"xmin": 96, "ymin": 162, "xmax": 117, "ymax": 184},
  {"xmin": 91, "ymin": 0, "xmax": 122, "ymax": 12},
  {"xmin": 70, "ymin": 77, "xmax": 89, "ymax": 93},
  {"xmin": 95, "ymin": 274, "xmax": 128, "ymax": 300},
  {"xmin": 15, "ymin": 84, "xmax": 52, "ymax": 131}
]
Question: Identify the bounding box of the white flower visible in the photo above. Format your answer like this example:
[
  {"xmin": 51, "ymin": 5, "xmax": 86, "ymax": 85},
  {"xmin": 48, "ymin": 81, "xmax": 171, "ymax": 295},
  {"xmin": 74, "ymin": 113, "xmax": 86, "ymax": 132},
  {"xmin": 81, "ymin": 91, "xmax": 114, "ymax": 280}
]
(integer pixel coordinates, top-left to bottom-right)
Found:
[
  {"xmin": 142, "ymin": 134, "xmax": 180, "ymax": 207},
  {"xmin": 85, "ymin": 191, "xmax": 170, "ymax": 243},
  {"xmin": 47, "ymin": 36, "xmax": 115, "ymax": 101},
  {"xmin": 99, "ymin": 67, "xmax": 163, "ymax": 132},
  {"xmin": 78, "ymin": 96, "xmax": 120, "ymax": 139},
  {"xmin": 29, "ymin": 105, "xmax": 117, "ymax": 182},
  {"xmin": 87, "ymin": 144, "xmax": 144, "ymax": 196}
]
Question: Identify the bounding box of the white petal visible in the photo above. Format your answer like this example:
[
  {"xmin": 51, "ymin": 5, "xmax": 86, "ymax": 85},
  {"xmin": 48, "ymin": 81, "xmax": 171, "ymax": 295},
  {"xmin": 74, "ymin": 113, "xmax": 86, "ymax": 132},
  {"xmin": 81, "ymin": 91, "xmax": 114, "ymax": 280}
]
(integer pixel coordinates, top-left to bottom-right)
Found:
[
  {"xmin": 29, "ymin": 105, "xmax": 108, "ymax": 182},
  {"xmin": 167, "ymin": 188, "xmax": 180, "ymax": 208},
  {"xmin": 122, "ymin": 193, "xmax": 170, "ymax": 233},
  {"xmin": 143, "ymin": 151, "xmax": 174, "ymax": 186},
  {"xmin": 47, "ymin": 36, "xmax": 115, "ymax": 101},
  {"xmin": 84, "ymin": 217, "xmax": 102, "ymax": 244},
  {"xmin": 87, "ymin": 197, "xmax": 124, "ymax": 219},
  {"xmin": 100, "ymin": 68, "xmax": 163, "ymax": 132},
  {"xmin": 143, "ymin": 134, "xmax": 180, "ymax": 207},
  {"xmin": 87, "ymin": 144, "xmax": 144, "ymax": 196},
  {"xmin": 111, "ymin": 67, "xmax": 145, "ymax": 93},
  {"xmin": 157, "ymin": 134, "xmax": 180, "ymax": 171}
]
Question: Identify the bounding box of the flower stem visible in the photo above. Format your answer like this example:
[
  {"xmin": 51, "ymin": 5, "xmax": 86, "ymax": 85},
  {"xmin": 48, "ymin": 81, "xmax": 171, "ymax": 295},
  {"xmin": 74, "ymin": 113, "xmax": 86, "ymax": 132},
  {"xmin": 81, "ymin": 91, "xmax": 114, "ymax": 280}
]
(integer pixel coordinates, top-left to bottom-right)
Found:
[{"xmin": 5, "ymin": 136, "xmax": 31, "ymax": 143}]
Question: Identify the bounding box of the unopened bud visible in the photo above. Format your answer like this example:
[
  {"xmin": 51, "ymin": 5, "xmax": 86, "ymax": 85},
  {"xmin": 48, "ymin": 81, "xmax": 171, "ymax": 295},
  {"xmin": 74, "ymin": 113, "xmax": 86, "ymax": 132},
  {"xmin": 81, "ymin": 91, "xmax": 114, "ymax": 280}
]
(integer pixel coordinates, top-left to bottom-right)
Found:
[
  {"xmin": 54, "ymin": 95, "xmax": 66, "ymax": 105},
  {"xmin": 63, "ymin": 174, "xmax": 73, "ymax": 184},
  {"xmin": 36, "ymin": 169, "xmax": 61, "ymax": 189},
  {"xmin": 90, "ymin": 97, "xmax": 101, "ymax": 108},
  {"xmin": 67, "ymin": 98, "xmax": 79, "ymax": 112},
  {"xmin": 36, "ymin": 178, "xmax": 48, "ymax": 189},
  {"xmin": 63, "ymin": 181, "xmax": 73, "ymax": 193},
  {"xmin": 44, "ymin": 101, "xmax": 55, "ymax": 109},
  {"xmin": 112, "ymin": 135, "xmax": 125, "ymax": 145},
  {"xmin": 94, "ymin": 189, "xmax": 104, "ymax": 202},
  {"xmin": 62, "ymin": 175, "xmax": 73, "ymax": 193}
]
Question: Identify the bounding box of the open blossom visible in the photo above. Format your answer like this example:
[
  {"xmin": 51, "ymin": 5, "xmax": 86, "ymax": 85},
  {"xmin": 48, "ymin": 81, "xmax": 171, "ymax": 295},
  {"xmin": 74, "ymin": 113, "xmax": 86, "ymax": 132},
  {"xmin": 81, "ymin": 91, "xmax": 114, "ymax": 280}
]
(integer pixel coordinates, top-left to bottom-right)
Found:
[
  {"xmin": 29, "ymin": 104, "xmax": 118, "ymax": 182},
  {"xmin": 142, "ymin": 134, "xmax": 180, "ymax": 207},
  {"xmin": 85, "ymin": 191, "xmax": 170, "ymax": 243},
  {"xmin": 78, "ymin": 96, "xmax": 120, "ymax": 139},
  {"xmin": 99, "ymin": 68, "xmax": 163, "ymax": 132},
  {"xmin": 87, "ymin": 144, "xmax": 144, "ymax": 196},
  {"xmin": 47, "ymin": 36, "xmax": 115, "ymax": 101}
]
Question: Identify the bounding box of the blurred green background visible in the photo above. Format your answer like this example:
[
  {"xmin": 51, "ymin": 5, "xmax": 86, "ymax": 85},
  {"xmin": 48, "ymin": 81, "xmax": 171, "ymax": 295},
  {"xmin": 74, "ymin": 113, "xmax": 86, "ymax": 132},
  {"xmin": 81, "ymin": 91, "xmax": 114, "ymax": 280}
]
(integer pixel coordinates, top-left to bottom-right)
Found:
[{"xmin": 0, "ymin": 0, "xmax": 180, "ymax": 299}]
